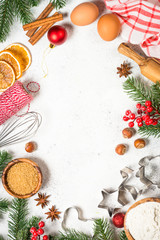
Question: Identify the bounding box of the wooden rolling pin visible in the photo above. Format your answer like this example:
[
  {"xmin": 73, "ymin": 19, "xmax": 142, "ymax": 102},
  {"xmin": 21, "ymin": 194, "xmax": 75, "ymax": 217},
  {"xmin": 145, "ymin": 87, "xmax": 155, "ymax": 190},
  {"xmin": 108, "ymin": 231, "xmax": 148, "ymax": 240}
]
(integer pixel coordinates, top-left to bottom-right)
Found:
[{"xmin": 118, "ymin": 43, "xmax": 160, "ymax": 83}]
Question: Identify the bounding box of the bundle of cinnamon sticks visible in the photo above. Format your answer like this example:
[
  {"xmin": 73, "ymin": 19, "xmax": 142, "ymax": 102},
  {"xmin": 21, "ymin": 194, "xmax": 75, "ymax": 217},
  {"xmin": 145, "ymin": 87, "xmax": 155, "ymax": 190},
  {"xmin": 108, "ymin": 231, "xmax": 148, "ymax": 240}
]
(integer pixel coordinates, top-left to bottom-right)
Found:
[{"xmin": 23, "ymin": 3, "xmax": 63, "ymax": 45}]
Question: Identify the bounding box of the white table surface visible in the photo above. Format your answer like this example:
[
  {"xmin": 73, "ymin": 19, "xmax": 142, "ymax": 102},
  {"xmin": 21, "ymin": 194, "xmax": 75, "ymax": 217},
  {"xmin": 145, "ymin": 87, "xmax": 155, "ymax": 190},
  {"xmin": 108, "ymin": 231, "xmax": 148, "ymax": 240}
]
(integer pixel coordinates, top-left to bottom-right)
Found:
[{"xmin": 1, "ymin": 0, "xmax": 160, "ymax": 238}]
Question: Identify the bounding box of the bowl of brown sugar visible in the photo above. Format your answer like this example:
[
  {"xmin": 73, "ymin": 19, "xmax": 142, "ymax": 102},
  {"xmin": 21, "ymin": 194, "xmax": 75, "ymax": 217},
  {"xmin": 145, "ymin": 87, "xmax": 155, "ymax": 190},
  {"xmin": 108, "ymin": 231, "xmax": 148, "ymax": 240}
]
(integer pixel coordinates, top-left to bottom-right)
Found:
[{"xmin": 2, "ymin": 158, "xmax": 42, "ymax": 198}]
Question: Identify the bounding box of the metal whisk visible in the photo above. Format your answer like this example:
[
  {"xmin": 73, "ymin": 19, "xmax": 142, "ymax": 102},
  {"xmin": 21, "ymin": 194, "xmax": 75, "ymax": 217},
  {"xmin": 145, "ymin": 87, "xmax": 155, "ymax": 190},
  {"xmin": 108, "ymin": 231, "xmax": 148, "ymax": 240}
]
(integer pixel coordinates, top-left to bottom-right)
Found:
[{"xmin": 0, "ymin": 112, "xmax": 42, "ymax": 147}]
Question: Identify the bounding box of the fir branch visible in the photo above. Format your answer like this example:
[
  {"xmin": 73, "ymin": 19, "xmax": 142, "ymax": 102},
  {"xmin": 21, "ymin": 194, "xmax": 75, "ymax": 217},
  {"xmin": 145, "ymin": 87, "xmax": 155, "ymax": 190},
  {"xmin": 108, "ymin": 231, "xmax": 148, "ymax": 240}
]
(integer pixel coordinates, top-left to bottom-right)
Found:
[
  {"xmin": 54, "ymin": 230, "xmax": 91, "ymax": 240},
  {"xmin": 138, "ymin": 123, "xmax": 160, "ymax": 138},
  {"xmin": 27, "ymin": 216, "xmax": 40, "ymax": 229},
  {"xmin": 17, "ymin": 216, "xmax": 40, "ymax": 240},
  {"xmin": 27, "ymin": 0, "xmax": 41, "ymax": 7},
  {"xmin": 0, "ymin": 0, "xmax": 15, "ymax": 42},
  {"xmin": 119, "ymin": 231, "xmax": 128, "ymax": 240},
  {"xmin": 0, "ymin": 151, "xmax": 12, "ymax": 178},
  {"xmin": 14, "ymin": 0, "xmax": 33, "ymax": 24},
  {"xmin": 8, "ymin": 198, "xmax": 28, "ymax": 240},
  {"xmin": 123, "ymin": 77, "xmax": 154, "ymax": 106},
  {"xmin": 151, "ymin": 82, "xmax": 160, "ymax": 108},
  {"xmin": 49, "ymin": 236, "xmax": 54, "ymax": 240},
  {"xmin": 0, "ymin": 198, "xmax": 10, "ymax": 215},
  {"xmin": 93, "ymin": 219, "xmax": 114, "ymax": 240},
  {"xmin": 51, "ymin": 0, "xmax": 66, "ymax": 9}
]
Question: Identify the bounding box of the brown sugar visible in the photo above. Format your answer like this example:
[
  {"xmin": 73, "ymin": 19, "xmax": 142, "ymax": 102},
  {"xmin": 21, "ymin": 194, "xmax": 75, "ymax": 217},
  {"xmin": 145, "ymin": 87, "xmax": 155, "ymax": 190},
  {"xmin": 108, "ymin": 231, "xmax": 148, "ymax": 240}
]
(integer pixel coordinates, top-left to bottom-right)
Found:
[{"xmin": 6, "ymin": 162, "xmax": 39, "ymax": 195}]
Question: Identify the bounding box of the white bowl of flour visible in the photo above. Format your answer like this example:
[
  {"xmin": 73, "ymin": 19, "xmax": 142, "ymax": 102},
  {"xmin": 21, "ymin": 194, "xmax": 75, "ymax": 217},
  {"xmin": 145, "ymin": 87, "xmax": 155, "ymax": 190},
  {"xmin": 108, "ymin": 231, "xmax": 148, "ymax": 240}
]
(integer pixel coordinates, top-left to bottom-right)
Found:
[{"xmin": 124, "ymin": 198, "xmax": 160, "ymax": 240}]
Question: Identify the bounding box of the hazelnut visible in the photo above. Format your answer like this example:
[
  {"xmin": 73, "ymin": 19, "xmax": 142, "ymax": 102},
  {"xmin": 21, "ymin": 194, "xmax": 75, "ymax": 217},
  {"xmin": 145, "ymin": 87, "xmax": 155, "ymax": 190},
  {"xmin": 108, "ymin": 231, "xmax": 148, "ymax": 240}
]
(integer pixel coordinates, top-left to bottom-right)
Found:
[
  {"xmin": 115, "ymin": 144, "xmax": 127, "ymax": 155},
  {"xmin": 122, "ymin": 128, "xmax": 133, "ymax": 139},
  {"xmin": 25, "ymin": 142, "xmax": 35, "ymax": 153},
  {"xmin": 134, "ymin": 139, "xmax": 145, "ymax": 149}
]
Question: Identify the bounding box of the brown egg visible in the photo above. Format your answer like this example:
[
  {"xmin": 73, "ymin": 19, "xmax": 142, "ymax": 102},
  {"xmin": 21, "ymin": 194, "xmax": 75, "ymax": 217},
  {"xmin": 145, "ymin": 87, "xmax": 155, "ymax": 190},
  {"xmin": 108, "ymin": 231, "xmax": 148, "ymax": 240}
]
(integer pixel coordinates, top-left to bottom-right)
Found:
[
  {"xmin": 97, "ymin": 14, "xmax": 121, "ymax": 41},
  {"xmin": 70, "ymin": 2, "xmax": 99, "ymax": 26}
]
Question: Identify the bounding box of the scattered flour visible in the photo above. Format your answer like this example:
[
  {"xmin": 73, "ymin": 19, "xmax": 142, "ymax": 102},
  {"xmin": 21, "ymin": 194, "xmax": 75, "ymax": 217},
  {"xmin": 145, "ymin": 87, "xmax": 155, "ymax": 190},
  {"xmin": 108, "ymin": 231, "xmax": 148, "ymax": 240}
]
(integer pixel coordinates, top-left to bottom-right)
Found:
[{"xmin": 126, "ymin": 202, "xmax": 160, "ymax": 240}]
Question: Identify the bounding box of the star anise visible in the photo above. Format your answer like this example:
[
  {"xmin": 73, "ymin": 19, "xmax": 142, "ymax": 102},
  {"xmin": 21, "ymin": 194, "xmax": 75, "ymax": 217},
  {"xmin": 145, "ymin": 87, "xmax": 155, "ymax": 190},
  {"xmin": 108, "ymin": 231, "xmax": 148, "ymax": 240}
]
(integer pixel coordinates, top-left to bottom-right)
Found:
[
  {"xmin": 45, "ymin": 206, "xmax": 61, "ymax": 221},
  {"xmin": 34, "ymin": 193, "xmax": 49, "ymax": 208},
  {"xmin": 117, "ymin": 62, "xmax": 132, "ymax": 78}
]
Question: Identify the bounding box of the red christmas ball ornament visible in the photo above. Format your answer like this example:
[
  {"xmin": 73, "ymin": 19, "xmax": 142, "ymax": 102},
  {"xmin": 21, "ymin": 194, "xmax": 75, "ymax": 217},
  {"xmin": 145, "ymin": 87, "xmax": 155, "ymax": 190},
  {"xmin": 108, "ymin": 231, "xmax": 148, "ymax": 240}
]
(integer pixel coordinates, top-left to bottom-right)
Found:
[
  {"xmin": 47, "ymin": 25, "xmax": 67, "ymax": 46},
  {"xmin": 112, "ymin": 213, "xmax": 125, "ymax": 228}
]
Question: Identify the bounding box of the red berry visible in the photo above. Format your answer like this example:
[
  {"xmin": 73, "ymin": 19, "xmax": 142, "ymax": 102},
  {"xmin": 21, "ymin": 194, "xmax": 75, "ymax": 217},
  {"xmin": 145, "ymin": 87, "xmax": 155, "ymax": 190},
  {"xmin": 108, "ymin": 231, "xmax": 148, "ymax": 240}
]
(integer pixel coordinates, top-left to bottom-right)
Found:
[
  {"xmin": 38, "ymin": 221, "xmax": 45, "ymax": 228},
  {"xmin": 43, "ymin": 236, "xmax": 49, "ymax": 240},
  {"xmin": 148, "ymin": 119, "xmax": 153, "ymax": 125},
  {"xmin": 136, "ymin": 117, "xmax": 142, "ymax": 123},
  {"xmin": 30, "ymin": 227, "xmax": 37, "ymax": 234},
  {"xmin": 112, "ymin": 213, "xmax": 125, "ymax": 228},
  {"xmin": 123, "ymin": 116, "xmax": 129, "ymax": 121},
  {"xmin": 128, "ymin": 121, "xmax": 134, "ymax": 127},
  {"xmin": 141, "ymin": 105, "xmax": 146, "ymax": 111},
  {"xmin": 145, "ymin": 120, "xmax": 150, "ymax": 125},
  {"xmin": 138, "ymin": 122, "xmax": 143, "ymax": 127},
  {"xmin": 143, "ymin": 115, "xmax": 150, "ymax": 121},
  {"xmin": 145, "ymin": 100, "xmax": 152, "ymax": 107},
  {"xmin": 130, "ymin": 113, "xmax": 135, "ymax": 120},
  {"xmin": 125, "ymin": 110, "xmax": 131, "ymax": 116},
  {"xmin": 137, "ymin": 109, "xmax": 142, "ymax": 114},
  {"xmin": 37, "ymin": 228, "xmax": 44, "ymax": 235},
  {"xmin": 136, "ymin": 103, "xmax": 141, "ymax": 109},
  {"xmin": 142, "ymin": 115, "xmax": 146, "ymax": 121},
  {"xmin": 147, "ymin": 107, "xmax": 153, "ymax": 113},
  {"xmin": 33, "ymin": 232, "xmax": 38, "ymax": 237},
  {"xmin": 153, "ymin": 119, "xmax": 158, "ymax": 125},
  {"xmin": 146, "ymin": 115, "xmax": 150, "ymax": 120},
  {"xmin": 31, "ymin": 237, "xmax": 37, "ymax": 240}
]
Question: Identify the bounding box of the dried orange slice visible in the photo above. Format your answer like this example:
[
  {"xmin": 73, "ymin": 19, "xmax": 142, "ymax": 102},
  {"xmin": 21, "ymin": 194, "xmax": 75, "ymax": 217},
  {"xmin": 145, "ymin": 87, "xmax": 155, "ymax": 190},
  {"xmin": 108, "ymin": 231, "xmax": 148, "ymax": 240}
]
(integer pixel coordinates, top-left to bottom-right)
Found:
[
  {"xmin": 0, "ymin": 60, "xmax": 15, "ymax": 92},
  {"xmin": 0, "ymin": 50, "xmax": 22, "ymax": 79},
  {"xmin": 6, "ymin": 43, "xmax": 31, "ymax": 72}
]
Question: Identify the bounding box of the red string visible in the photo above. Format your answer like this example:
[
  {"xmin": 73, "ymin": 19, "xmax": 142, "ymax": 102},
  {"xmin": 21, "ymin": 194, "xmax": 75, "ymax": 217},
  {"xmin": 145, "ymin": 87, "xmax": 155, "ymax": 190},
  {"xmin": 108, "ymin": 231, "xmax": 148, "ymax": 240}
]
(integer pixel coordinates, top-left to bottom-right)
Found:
[{"xmin": 26, "ymin": 81, "xmax": 40, "ymax": 93}]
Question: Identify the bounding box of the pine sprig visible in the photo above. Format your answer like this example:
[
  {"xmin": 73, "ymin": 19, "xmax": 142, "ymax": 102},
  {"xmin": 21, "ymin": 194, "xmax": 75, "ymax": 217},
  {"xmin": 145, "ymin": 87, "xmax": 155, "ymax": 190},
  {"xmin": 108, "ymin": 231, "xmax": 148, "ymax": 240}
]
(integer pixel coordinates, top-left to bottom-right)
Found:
[
  {"xmin": 54, "ymin": 230, "xmax": 91, "ymax": 240},
  {"xmin": 17, "ymin": 216, "xmax": 41, "ymax": 240},
  {"xmin": 0, "ymin": 0, "xmax": 15, "ymax": 42},
  {"xmin": 123, "ymin": 77, "xmax": 155, "ymax": 106},
  {"xmin": 138, "ymin": 123, "xmax": 160, "ymax": 138},
  {"xmin": 52, "ymin": 0, "xmax": 66, "ymax": 9},
  {"xmin": 0, "ymin": 151, "xmax": 12, "ymax": 177},
  {"xmin": 27, "ymin": 216, "xmax": 40, "ymax": 229},
  {"xmin": 151, "ymin": 82, "xmax": 160, "ymax": 107},
  {"xmin": 0, "ymin": 198, "xmax": 10, "ymax": 215},
  {"xmin": 27, "ymin": 0, "xmax": 40, "ymax": 7},
  {"xmin": 93, "ymin": 219, "xmax": 114, "ymax": 240},
  {"xmin": 8, "ymin": 198, "xmax": 28, "ymax": 240},
  {"xmin": 119, "ymin": 231, "xmax": 128, "ymax": 240},
  {"xmin": 0, "ymin": 0, "xmax": 43, "ymax": 42},
  {"xmin": 14, "ymin": 0, "xmax": 33, "ymax": 24}
]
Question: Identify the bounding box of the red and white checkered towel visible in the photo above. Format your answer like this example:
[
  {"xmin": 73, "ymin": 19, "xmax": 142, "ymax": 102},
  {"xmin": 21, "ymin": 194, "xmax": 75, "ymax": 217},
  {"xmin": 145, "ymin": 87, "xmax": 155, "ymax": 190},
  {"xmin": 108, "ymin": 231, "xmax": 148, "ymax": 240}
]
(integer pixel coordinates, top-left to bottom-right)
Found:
[{"xmin": 104, "ymin": 0, "xmax": 160, "ymax": 58}]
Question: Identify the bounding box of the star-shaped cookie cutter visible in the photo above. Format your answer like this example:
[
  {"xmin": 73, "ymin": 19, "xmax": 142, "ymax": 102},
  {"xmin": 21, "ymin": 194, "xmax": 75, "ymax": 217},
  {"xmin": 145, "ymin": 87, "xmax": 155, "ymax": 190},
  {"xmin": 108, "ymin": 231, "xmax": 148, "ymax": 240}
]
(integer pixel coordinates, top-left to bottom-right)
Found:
[{"xmin": 98, "ymin": 167, "xmax": 139, "ymax": 216}]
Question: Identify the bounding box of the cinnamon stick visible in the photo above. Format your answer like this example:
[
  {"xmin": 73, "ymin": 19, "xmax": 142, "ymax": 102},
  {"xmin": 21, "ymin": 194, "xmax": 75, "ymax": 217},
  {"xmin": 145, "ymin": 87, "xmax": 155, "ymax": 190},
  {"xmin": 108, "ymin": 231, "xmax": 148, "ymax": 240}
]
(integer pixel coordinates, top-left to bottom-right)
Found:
[
  {"xmin": 29, "ymin": 12, "xmax": 59, "ymax": 45},
  {"xmin": 26, "ymin": 2, "xmax": 54, "ymax": 38},
  {"xmin": 23, "ymin": 14, "xmax": 63, "ymax": 31}
]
